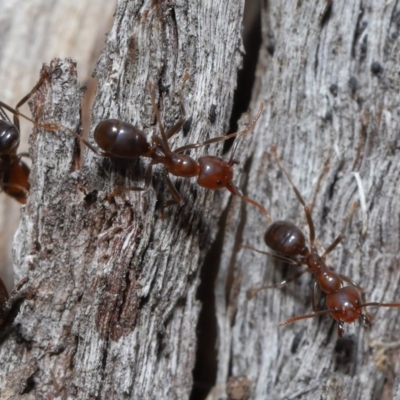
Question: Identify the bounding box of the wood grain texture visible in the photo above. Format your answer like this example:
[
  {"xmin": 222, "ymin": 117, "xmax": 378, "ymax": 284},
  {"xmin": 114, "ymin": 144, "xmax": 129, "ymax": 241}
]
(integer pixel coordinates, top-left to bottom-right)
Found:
[
  {"xmin": 2, "ymin": 0, "xmax": 399, "ymax": 399},
  {"xmin": 0, "ymin": 0, "xmax": 248, "ymax": 398},
  {"xmin": 214, "ymin": 1, "xmax": 400, "ymax": 399}
]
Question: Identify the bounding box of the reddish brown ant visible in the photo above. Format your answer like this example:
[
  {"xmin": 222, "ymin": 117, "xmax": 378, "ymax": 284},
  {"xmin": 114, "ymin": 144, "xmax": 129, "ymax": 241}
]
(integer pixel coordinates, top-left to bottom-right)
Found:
[
  {"xmin": 247, "ymin": 147, "xmax": 400, "ymax": 337},
  {"xmin": 93, "ymin": 85, "xmax": 269, "ymax": 215},
  {"xmin": 4, "ymin": 73, "xmax": 270, "ymax": 217},
  {"xmin": 0, "ymin": 72, "xmax": 50, "ymax": 203},
  {"xmin": 63, "ymin": 83, "xmax": 270, "ymax": 217}
]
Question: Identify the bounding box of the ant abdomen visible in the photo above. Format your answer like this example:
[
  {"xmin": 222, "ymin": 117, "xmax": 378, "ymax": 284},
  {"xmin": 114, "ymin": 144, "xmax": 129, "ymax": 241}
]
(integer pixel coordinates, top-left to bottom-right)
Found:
[
  {"xmin": 197, "ymin": 156, "xmax": 233, "ymax": 189},
  {"xmin": 264, "ymin": 221, "xmax": 307, "ymax": 256},
  {"xmin": 0, "ymin": 121, "xmax": 19, "ymax": 154},
  {"xmin": 1, "ymin": 156, "xmax": 30, "ymax": 204},
  {"xmin": 94, "ymin": 119, "xmax": 151, "ymax": 158}
]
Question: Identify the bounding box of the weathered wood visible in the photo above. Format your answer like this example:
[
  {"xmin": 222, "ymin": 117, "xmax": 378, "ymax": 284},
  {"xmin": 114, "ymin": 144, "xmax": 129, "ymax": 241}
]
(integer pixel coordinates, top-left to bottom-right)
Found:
[
  {"xmin": 215, "ymin": 1, "xmax": 400, "ymax": 399},
  {"xmin": 2, "ymin": 0, "xmax": 399, "ymax": 399},
  {"xmin": 0, "ymin": 0, "xmax": 248, "ymax": 398}
]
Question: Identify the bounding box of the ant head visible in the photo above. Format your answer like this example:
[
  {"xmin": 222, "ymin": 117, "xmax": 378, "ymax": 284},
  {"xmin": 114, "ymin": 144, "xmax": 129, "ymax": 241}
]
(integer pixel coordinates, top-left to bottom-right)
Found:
[
  {"xmin": 0, "ymin": 121, "xmax": 20, "ymax": 155},
  {"xmin": 326, "ymin": 286, "xmax": 363, "ymax": 323},
  {"xmin": 197, "ymin": 156, "xmax": 233, "ymax": 190}
]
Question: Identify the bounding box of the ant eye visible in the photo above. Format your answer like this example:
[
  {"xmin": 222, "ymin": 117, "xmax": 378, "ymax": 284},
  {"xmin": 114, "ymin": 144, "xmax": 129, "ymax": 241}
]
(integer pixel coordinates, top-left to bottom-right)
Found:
[{"xmin": 216, "ymin": 180, "xmax": 222, "ymax": 185}]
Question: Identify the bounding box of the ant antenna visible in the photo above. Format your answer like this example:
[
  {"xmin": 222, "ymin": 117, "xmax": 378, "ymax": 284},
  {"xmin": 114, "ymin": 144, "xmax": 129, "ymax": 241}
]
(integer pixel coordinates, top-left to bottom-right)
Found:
[
  {"xmin": 228, "ymin": 102, "xmax": 265, "ymax": 165},
  {"xmin": 173, "ymin": 102, "xmax": 265, "ymax": 155},
  {"xmin": 321, "ymin": 201, "xmax": 358, "ymax": 259},
  {"xmin": 272, "ymin": 146, "xmax": 316, "ymax": 248},
  {"xmin": 357, "ymin": 301, "xmax": 400, "ymax": 310},
  {"xmin": 278, "ymin": 309, "xmax": 336, "ymax": 327},
  {"xmin": 0, "ymin": 102, "xmax": 100, "ymax": 155}
]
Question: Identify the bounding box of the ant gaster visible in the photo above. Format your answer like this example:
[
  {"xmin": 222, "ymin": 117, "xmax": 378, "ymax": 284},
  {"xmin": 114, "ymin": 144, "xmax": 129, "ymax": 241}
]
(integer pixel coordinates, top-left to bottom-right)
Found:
[
  {"xmin": 0, "ymin": 72, "xmax": 49, "ymax": 203},
  {"xmin": 247, "ymin": 147, "xmax": 400, "ymax": 337}
]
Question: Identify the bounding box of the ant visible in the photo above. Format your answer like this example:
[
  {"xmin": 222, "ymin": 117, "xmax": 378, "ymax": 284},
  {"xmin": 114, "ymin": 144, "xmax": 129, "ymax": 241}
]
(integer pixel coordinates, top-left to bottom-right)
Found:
[
  {"xmin": 3, "ymin": 72, "xmax": 270, "ymax": 217},
  {"xmin": 84, "ymin": 83, "xmax": 270, "ymax": 217},
  {"xmin": 0, "ymin": 72, "xmax": 49, "ymax": 203},
  {"xmin": 246, "ymin": 147, "xmax": 400, "ymax": 337}
]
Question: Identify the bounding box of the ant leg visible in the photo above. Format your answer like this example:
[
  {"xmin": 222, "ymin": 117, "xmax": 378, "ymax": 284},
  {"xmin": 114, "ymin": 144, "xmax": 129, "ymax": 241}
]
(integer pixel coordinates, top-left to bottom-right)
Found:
[
  {"xmin": 337, "ymin": 321, "xmax": 345, "ymax": 338},
  {"xmin": 107, "ymin": 163, "xmax": 154, "ymax": 200},
  {"xmin": 242, "ymin": 245, "xmax": 300, "ymax": 266},
  {"xmin": 312, "ymin": 281, "xmax": 320, "ymax": 312},
  {"xmin": 271, "ymin": 147, "xmax": 317, "ymax": 250},
  {"xmin": 0, "ymin": 106, "xmax": 12, "ymax": 125},
  {"xmin": 148, "ymin": 82, "xmax": 173, "ymax": 156},
  {"xmin": 340, "ymin": 275, "xmax": 364, "ymax": 292},
  {"xmin": 14, "ymin": 69, "xmax": 50, "ymax": 132},
  {"xmin": 166, "ymin": 74, "xmax": 190, "ymax": 140},
  {"xmin": 163, "ymin": 170, "xmax": 182, "ymax": 207},
  {"xmin": 247, "ymin": 268, "xmax": 310, "ymax": 299},
  {"xmin": 0, "ymin": 101, "xmax": 103, "ymax": 157},
  {"xmin": 309, "ymin": 156, "xmax": 330, "ymax": 213},
  {"xmin": 165, "ymin": 118, "xmax": 185, "ymax": 140},
  {"xmin": 174, "ymin": 102, "xmax": 264, "ymax": 154},
  {"xmin": 321, "ymin": 234, "xmax": 344, "ymax": 259},
  {"xmin": 226, "ymin": 181, "xmax": 272, "ymax": 222},
  {"xmin": 359, "ymin": 312, "xmax": 372, "ymax": 329},
  {"xmin": 174, "ymin": 130, "xmax": 249, "ymax": 154},
  {"xmin": 321, "ymin": 202, "xmax": 358, "ymax": 259}
]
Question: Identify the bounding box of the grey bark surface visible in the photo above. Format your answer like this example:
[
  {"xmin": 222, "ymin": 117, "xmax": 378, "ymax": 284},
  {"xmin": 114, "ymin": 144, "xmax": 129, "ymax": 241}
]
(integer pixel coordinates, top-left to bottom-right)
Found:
[
  {"xmin": 214, "ymin": 1, "xmax": 400, "ymax": 400},
  {"xmin": 1, "ymin": 1, "xmax": 400, "ymax": 400},
  {"xmin": 0, "ymin": 0, "xmax": 246, "ymax": 399}
]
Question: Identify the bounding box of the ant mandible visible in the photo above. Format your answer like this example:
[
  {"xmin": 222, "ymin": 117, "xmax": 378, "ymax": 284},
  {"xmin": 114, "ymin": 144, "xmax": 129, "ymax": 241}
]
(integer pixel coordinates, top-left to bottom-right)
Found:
[
  {"xmin": 0, "ymin": 72, "xmax": 50, "ymax": 203},
  {"xmin": 86, "ymin": 83, "xmax": 270, "ymax": 218},
  {"xmin": 247, "ymin": 147, "xmax": 400, "ymax": 337}
]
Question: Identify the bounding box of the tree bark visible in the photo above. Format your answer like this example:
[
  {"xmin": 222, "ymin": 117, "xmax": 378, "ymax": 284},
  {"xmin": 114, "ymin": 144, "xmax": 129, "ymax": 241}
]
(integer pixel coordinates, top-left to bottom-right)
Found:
[
  {"xmin": 0, "ymin": 0, "xmax": 247, "ymax": 399},
  {"xmin": 215, "ymin": 1, "xmax": 400, "ymax": 399},
  {"xmin": 2, "ymin": 0, "xmax": 400, "ymax": 400}
]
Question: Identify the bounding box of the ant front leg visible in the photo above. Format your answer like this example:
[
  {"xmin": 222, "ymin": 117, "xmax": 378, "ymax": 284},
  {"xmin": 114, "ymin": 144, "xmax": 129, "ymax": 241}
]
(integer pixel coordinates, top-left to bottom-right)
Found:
[
  {"xmin": 107, "ymin": 163, "xmax": 154, "ymax": 201},
  {"xmin": 321, "ymin": 202, "xmax": 358, "ymax": 260},
  {"xmin": 312, "ymin": 281, "xmax": 320, "ymax": 312},
  {"xmin": 162, "ymin": 169, "xmax": 182, "ymax": 208},
  {"xmin": 247, "ymin": 268, "xmax": 310, "ymax": 299},
  {"xmin": 359, "ymin": 312, "xmax": 372, "ymax": 330},
  {"xmin": 14, "ymin": 68, "xmax": 50, "ymax": 132},
  {"xmin": 271, "ymin": 147, "xmax": 316, "ymax": 247},
  {"xmin": 337, "ymin": 321, "xmax": 345, "ymax": 338}
]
